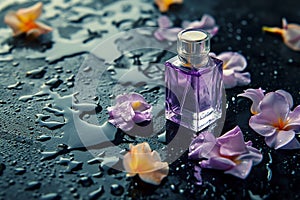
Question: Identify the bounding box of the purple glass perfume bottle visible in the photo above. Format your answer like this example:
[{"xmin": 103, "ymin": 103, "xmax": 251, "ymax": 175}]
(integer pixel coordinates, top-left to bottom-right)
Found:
[{"xmin": 165, "ymin": 28, "xmax": 223, "ymax": 132}]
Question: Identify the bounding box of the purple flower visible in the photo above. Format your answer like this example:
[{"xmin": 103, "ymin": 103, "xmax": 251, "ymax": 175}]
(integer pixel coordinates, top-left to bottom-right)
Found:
[
  {"xmin": 214, "ymin": 52, "xmax": 250, "ymax": 89},
  {"xmin": 107, "ymin": 93, "xmax": 152, "ymax": 131},
  {"xmin": 238, "ymin": 89, "xmax": 300, "ymax": 149},
  {"xmin": 182, "ymin": 14, "xmax": 219, "ymax": 37},
  {"xmin": 189, "ymin": 126, "xmax": 262, "ymax": 181},
  {"xmin": 154, "ymin": 14, "xmax": 218, "ymax": 41}
]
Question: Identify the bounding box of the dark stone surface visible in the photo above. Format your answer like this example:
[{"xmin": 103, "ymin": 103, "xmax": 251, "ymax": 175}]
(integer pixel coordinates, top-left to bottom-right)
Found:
[{"xmin": 0, "ymin": 0, "xmax": 300, "ymax": 199}]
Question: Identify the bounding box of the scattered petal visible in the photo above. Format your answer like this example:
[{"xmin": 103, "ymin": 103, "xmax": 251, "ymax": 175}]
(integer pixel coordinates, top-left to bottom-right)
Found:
[
  {"xmin": 189, "ymin": 126, "xmax": 262, "ymax": 179},
  {"xmin": 154, "ymin": 0, "xmax": 183, "ymax": 12},
  {"xmin": 216, "ymin": 52, "xmax": 250, "ymax": 89},
  {"xmin": 4, "ymin": 2, "xmax": 52, "ymax": 38},
  {"xmin": 238, "ymin": 88, "xmax": 265, "ymax": 114},
  {"xmin": 123, "ymin": 142, "xmax": 169, "ymax": 185},
  {"xmin": 263, "ymin": 18, "xmax": 300, "ymax": 51},
  {"xmin": 107, "ymin": 93, "xmax": 152, "ymax": 132},
  {"xmin": 182, "ymin": 14, "xmax": 219, "ymax": 37},
  {"xmin": 154, "ymin": 14, "xmax": 218, "ymax": 41},
  {"xmin": 240, "ymin": 89, "xmax": 300, "ymax": 149}
]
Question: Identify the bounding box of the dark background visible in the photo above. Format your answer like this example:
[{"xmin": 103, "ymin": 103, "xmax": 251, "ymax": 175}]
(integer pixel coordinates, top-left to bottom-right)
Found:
[{"xmin": 0, "ymin": 0, "xmax": 300, "ymax": 199}]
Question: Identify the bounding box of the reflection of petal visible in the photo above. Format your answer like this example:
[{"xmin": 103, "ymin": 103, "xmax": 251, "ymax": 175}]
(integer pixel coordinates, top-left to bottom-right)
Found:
[
  {"xmin": 265, "ymin": 130, "xmax": 295, "ymax": 149},
  {"xmin": 238, "ymin": 88, "xmax": 265, "ymax": 114}
]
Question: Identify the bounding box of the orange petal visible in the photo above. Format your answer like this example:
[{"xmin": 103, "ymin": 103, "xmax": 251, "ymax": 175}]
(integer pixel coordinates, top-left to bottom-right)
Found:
[
  {"xmin": 139, "ymin": 163, "xmax": 169, "ymax": 185},
  {"xmin": 155, "ymin": 0, "xmax": 183, "ymax": 12},
  {"xmin": 16, "ymin": 2, "xmax": 43, "ymax": 23},
  {"xmin": 4, "ymin": 12, "xmax": 24, "ymax": 36}
]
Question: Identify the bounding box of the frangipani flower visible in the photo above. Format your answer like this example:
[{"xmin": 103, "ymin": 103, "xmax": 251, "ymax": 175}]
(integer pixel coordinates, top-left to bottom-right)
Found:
[
  {"xmin": 123, "ymin": 142, "xmax": 169, "ymax": 185},
  {"xmin": 189, "ymin": 127, "xmax": 262, "ymax": 180},
  {"xmin": 154, "ymin": 14, "xmax": 218, "ymax": 41},
  {"xmin": 213, "ymin": 52, "xmax": 250, "ymax": 89},
  {"xmin": 238, "ymin": 89, "xmax": 300, "ymax": 149},
  {"xmin": 263, "ymin": 18, "xmax": 300, "ymax": 51},
  {"xmin": 4, "ymin": 2, "xmax": 52, "ymax": 38},
  {"xmin": 107, "ymin": 93, "xmax": 152, "ymax": 132},
  {"xmin": 154, "ymin": 0, "xmax": 183, "ymax": 12}
]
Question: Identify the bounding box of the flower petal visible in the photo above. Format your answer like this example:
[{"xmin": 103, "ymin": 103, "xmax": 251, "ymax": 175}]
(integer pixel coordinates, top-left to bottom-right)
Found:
[
  {"xmin": 249, "ymin": 114, "xmax": 278, "ymax": 137},
  {"xmin": 158, "ymin": 15, "xmax": 172, "ymax": 28},
  {"xmin": 225, "ymin": 160, "xmax": 253, "ymax": 179},
  {"xmin": 283, "ymin": 23, "xmax": 300, "ymax": 51},
  {"xmin": 286, "ymin": 105, "xmax": 300, "ymax": 131},
  {"xmin": 217, "ymin": 126, "xmax": 248, "ymax": 156},
  {"xmin": 16, "ymin": 2, "xmax": 43, "ymax": 23},
  {"xmin": 200, "ymin": 157, "xmax": 235, "ymax": 171},
  {"xmin": 279, "ymin": 137, "xmax": 300, "ymax": 149},
  {"xmin": 188, "ymin": 131, "xmax": 217, "ymax": 160},
  {"xmin": 154, "ymin": 0, "xmax": 183, "ymax": 12},
  {"xmin": 265, "ymin": 130, "xmax": 295, "ymax": 149},
  {"xmin": 182, "ymin": 14, "xmax": 219, "ymax": 36},
  {"xmin": 237, "ymin": 88, "xmax": 265, "ymax": 114},
  {"xmin": 223, "ymin": 69, "xmax": 238, "ymax": 89},
  {"xmin": 139, "ymin": 163, "xmax": 169, "ymax": 185},
  {"xmin": 275, "ymin": 90, "xmax": 293, "ymax": 109},
  {"xmin": 234, "ymin": 72, "xmax": 251, "ymax": 87},
  {"xmin": 4, "ymin": 12, "xmax": 23, "ymax": 35},
  {"xmin": 239, "ymin": 146, "xmax": 263, "ymax": 165},
  {"xmin": 217, "ymin": 52, "xmax": 247, "ymax": 71},
  {"xmin": 154, "ymin": 27, "xmax": 182, "ymax": 41}
]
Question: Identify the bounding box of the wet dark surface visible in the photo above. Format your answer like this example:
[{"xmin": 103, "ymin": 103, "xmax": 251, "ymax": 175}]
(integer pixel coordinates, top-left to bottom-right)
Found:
[{"xmin": 1, "ymin": 0, "xmax": 300, "ymax": 199}]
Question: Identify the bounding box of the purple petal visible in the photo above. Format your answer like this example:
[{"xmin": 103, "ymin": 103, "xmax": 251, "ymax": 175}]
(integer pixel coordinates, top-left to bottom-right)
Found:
[
  {"xmin": 286, "ymin": 105, "xmax": 300, "ymax": 131},
  {"xmin": 265, "ymin": 130, "xmax": 295, "ymax": 149},
  {"xmin": 259, "ymin": 92, "xmax": 290, "ymax": 122},
  {"xmin": 235, "ymin": 72, "xmax": 251, "ymax": 87},
  {"xmin": 188, "ymin": 131, "xmax": 217, "ymax": 160},
  {"xmin": 275, "ymin": 90, "xmax": 293, "ymax": 109},
  {"xmin": 284, "ymin": 23, "xmax": 300, "ymax": 51},
  {"xmin": 158, "ymin": 15, "xmax": 172, "ymax": 28},
  {"xmin": 132, "ymin": 111, "xmax": 152, "ymax": 123},
  {"xmin": 225, "ymin": 160, "xmax": 253, "ymax": 179},
  {"xmin": 217, "ymin": 52, "xmax": 247, "ymax": 71},
  {"xmin": 249, "ymin": 114, "xmax": 278, "ymax": 137},
  {"xmin": 201, "ymin": 157, "xmax": 235, "ymax": 171},
  {"xmin": 279, "ymin": 137, "xmax": 300, "ymax": 149},
  {"xmin": 240, "ymin": 146, "xmax": 263, "ymax": 165},
  {"xmin": 217, "ymin": 126, "xmax": 248, "ymax": 156},
  {"xmin": 238, "ymin": 88, "xmax": 265, "ymax": 114},
  {"xmin": 223, "ymin": 69, "xmax": 238, "ymax": 89},
  {"xmin": 154, "ymin": 28, "xmax": 182, "ymax": 41}
]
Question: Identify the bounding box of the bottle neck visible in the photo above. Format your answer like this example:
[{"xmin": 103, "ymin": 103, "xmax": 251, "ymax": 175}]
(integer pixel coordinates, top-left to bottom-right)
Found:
[{"xmin": 178, "ymin": 53, "xmax": 209, "ymax": 68}]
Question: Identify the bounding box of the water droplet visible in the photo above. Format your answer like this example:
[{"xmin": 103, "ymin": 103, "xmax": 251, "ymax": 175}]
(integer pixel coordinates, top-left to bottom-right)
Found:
[
  {"xmin": 25, "ymin": 181, "xmax": 41, "ymax": 190},
  {"xmin": 40, "ymin": 193, "xmax": 60, "ymax": 200},
  {"xmin": 88, "ymin": 186, "xmax": 104, "ymax": 200},
  {"xmin": 110, "ymin": 184, "xmax": 124, "ymax": 196},
  {"xmin": 36, "ymin": 135, "xmax": 51, "ymax": 142},
  {"xmin": 26, "ymin": 67, "xmax": 46, "ymax": 79},
  {"xmin": 78, "ymin": 176, "xmax": 93, "ymax": 187},
  {"xmin": 14, "ymin": 167, "xmax": 26, "ymax": 175}
]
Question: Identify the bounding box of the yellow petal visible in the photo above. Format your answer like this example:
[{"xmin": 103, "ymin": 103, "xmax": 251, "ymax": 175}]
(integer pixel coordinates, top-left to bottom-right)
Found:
[
  {"xmin": 155, "ymin": 0, "xmax": 183, "ymax": 12},
  {"xmin": 262, "ymin": 26, "xmax": 284, "ymax": 36},
  {"xmin": 123, "ymin": 142, "xmax": 169, "ymax": 185},
  {"xmin": 16, "ymin": 2, "xmax": 43, "ymax": 23}
]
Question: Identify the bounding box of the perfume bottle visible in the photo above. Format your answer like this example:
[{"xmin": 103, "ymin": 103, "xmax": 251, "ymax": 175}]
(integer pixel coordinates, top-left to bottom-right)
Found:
[{"xmin": 165, "ymin": 28, "xmax": 223, "ymax": 132}]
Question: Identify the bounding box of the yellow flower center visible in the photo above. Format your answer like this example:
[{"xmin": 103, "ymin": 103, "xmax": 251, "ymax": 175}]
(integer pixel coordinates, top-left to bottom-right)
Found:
[
  {"xmin": 273, "ymin": 118, "xmax": 288, "ymax": 130},
  {"xmin": 131, "ymin": 101, "xmax": 142, "ymax": 111}
]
